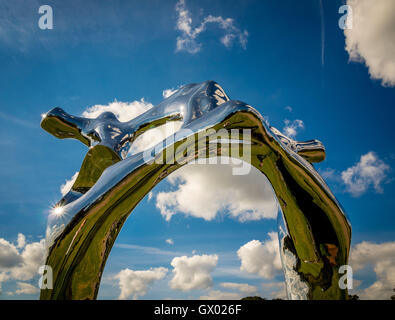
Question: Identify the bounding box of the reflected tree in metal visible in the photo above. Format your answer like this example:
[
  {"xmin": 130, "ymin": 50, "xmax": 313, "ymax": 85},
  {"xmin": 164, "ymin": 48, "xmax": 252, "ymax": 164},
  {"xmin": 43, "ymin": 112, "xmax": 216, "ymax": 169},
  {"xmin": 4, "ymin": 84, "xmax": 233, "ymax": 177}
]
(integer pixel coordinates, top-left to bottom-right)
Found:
[{"xmin": 40, "ymin": 81, "xmax": 351, "ymax": 300}]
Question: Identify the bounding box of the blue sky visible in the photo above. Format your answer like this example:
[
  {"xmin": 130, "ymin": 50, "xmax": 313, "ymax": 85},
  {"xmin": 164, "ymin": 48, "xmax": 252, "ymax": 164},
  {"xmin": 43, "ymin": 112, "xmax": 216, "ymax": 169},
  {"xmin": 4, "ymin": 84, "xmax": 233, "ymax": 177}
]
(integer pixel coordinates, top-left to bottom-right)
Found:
[{"xmin": 0, "ymin": 0, "xmax": 394, "ymax": 300}]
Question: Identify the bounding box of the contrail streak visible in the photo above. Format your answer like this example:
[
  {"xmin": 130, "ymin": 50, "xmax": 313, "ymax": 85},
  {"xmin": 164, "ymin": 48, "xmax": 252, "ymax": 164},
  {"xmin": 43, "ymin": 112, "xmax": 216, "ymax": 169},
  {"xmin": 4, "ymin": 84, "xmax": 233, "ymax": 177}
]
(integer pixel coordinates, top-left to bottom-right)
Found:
[{"xmin": 319, "ymin": 0, "xmax": 325, "ymax": 66}]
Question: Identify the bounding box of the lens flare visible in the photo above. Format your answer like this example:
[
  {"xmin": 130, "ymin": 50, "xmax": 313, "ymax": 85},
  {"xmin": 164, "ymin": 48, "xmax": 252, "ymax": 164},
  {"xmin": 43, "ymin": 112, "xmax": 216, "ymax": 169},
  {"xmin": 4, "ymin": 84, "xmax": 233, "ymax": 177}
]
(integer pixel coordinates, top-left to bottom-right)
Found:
[{"xmin": 52, "ymin": 206, "xmax": 64, "ymax": 216}]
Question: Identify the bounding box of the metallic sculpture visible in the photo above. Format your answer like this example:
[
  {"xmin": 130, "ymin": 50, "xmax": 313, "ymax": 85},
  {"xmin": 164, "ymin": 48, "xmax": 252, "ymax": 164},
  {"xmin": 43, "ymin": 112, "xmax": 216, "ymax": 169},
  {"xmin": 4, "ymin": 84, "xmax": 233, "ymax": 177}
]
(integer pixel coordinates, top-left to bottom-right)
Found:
[{"xmin": 40, "ymin": 81, "xmax": 351, "ymax": 300}]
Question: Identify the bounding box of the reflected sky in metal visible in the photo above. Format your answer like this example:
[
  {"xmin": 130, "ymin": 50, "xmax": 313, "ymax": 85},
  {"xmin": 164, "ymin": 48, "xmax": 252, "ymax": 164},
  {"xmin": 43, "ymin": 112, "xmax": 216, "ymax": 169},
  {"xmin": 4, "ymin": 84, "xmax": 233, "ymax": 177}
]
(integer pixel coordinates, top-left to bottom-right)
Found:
[{"xmin": 40, "ymin": 81, "xmax": 351, "ymax": 300}]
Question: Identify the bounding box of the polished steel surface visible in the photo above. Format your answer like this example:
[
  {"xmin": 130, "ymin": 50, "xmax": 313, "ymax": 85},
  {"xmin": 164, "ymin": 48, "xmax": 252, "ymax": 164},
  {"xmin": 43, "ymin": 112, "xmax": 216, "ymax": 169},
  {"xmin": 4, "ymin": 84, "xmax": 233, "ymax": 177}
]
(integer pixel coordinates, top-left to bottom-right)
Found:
[{"xmin": 40, "ymin": 81, "xmax": 351, "ymax": 300}]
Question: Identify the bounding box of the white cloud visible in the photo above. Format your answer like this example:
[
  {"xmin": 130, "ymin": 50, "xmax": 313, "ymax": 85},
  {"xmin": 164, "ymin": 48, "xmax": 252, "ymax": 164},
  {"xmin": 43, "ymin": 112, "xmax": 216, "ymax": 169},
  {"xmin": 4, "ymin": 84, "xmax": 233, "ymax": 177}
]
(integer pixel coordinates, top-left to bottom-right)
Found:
[
  {"xmin": 128, "ymin": 121, "xmax": 183, "ymax": 155},
  {"xmin": 0, "ymin": 273, "xmax": 10, "ymax": 293},
  {"xmin": 319, "ymin": 168, "xmax": 336, "ymax": 181},
  {"xmin": 162, "ymin": 88, "xmax": 178, "ymax": 98},
  {"xmin": 282, "ymin": 119, "xmax": 304, "ymax": 138},
  {"xmin": 60, "ymin": 171, "xmax": 79, "ymax": 196},
  {"xmin": 237, "ymin": 232, "xmax": 282, "ymax": 279},
  {"xmin": 9, "ymin": 240, "xmax": 46, "ymax": 281},
  {"xmin": 0, "ymin": 235, "xmax": 46, "ymax": 291},
  {"xmin": 170, "ymin": 254, "xmax": 218, "ymax": 291},
  {"xmin": 8, "ymin": 282, "xmax": 39, "ymax": 295},
  {"xmin": 175, "ymin": 0, "xmax": 248, "ymax": 54},
  {"xmin": 344, "ymin": 0, "xmax": 395, "ymax": 86},
  {"xmin": 341, "ymin": 152, "xmax": 390, "ymax": 197},
  {"xmin": 285, "ymin": 106, "xmax": 293, "ymax": 112},
  {"xmin": 16, "ymin": 233, "xmax": 26, "ymax": 249},
  {"xmin": 115, "ymin": 243, "xmax": 183, "ymax": 257},
  {"xmin": 0, "ymin": 238, "xmax": 22, "ymax": 269},
  {"xmin": 199, "ymin": 290, "xmax": 242, "ymax": 300},
  {"xmin": 155, "ymin": 162, "xmax": 278, "ymax": 222},
  {"xmin": 350, "ymin": 240, "xmax": 395, "ymax": 299},
  {"xmin": 166, "ymin": 239, "xmax": 174, "ymax": 245},
  {"xmin": 0, "ymin": 111, "xmax": 36, "ymax": 129},
  {"xmin": 82, "ymin": 99, "xmax": 153, "ymax": 122},
  {"xmin": 114, "ymin": 267, "xmax": 168, "ymax": 300},
  {"xmin": 220, "ymin": 282, "xmax": 257, "ymax": 294}
]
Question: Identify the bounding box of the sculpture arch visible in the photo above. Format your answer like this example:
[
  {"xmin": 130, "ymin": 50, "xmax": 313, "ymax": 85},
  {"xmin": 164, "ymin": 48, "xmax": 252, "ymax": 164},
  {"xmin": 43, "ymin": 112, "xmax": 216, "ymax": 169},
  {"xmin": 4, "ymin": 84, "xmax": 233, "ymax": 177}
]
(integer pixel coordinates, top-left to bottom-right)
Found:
[{"xmin": 40, "ymin": 81, "xmax": 351, "ymax": 300}]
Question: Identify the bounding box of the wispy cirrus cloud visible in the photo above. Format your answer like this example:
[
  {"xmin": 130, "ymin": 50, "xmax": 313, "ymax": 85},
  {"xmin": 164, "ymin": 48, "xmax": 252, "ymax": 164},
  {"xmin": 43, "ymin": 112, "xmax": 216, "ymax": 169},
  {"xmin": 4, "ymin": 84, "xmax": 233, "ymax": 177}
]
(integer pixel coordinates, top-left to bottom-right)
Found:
[
  {"xmin": 114, "ymin": 243, "xmax": 184, "ymax": 257},
  {"xmin": 0, "ymin": 111, "xmax": 37, "ymax": 129},
  {"xmin": 175, "ymin": 0, "xmax": 248, "ymax": 54},
  {"xmin": 220, "ymin": 282, "xmax": 257, "ymax": 294},
  {"xmin": 199, "ymin": 290, "xmax": 242, "ymax": 300}
]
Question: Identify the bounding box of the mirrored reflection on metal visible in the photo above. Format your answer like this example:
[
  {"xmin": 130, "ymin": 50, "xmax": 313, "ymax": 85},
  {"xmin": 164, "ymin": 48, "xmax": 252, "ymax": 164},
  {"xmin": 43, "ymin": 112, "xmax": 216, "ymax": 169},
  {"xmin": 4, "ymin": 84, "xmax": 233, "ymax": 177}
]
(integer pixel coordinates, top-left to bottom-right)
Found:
[{"xmin": 40, "ymin": 81, "xmax": 351, "ymax": 300}]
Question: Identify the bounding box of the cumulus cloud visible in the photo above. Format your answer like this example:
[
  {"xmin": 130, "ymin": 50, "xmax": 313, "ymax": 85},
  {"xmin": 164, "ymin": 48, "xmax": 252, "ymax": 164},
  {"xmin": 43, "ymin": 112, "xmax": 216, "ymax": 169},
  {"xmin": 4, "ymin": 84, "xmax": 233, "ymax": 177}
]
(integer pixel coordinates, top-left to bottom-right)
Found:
[
  {"xmin": 0, "ymin": 238, "xmax": 22, "ymax": 269},
  {"xmin": 220, "ymin": 282, "xmax": 257, "ymax": 294},
  {"xmin": 0, "ymin": 234, "xmax": 45, "ymax": 294},
  {"xmin": 60, "ymin": 171, "xmax": 79, "ymax": 196},
  {"xmin": 175, "ymin": 0, "xmax": 248, "ymax": 54},
  {"xmin": 341, "ymin": 152, "xmax": 390, "ymax": 197},
  {"xmin": 114, "ymin": 267, "xmax": 168, "ymax": 300},
  {"xmin": 155, "ymin": 162, "xmax": 278, "ymax": 222},
  {"xmin": 350, "ymin": 240, "xmax": 395, "ymax": 299},
  {"xmin": 344, "ymin": 0, "xmax": 395, "ymax": 86},
  {"xmin": 282, "ymin": 119, "xmax": 304, "ymax": 138},
  {"xmin": 166, "ymin": 239, "xmax": 174, "ymax": 245},
  {"xmin": 237, "ymin": 232, "xmax": 282, "ymax": 279},
  {"xmin": 170, "ymin": 254, "xmax": 218, "ymax": 291},
  {"xmin": 7, "ymin": 240, "xmax": 46, "ymax": 281},
  {"xmin": 16, "ymin": 233, "xmax": 26, "ymax": 249},
  {"xmin": 82, "ymin": 99, "xmax": 153, "ymax": 122}
]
